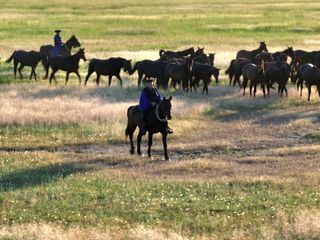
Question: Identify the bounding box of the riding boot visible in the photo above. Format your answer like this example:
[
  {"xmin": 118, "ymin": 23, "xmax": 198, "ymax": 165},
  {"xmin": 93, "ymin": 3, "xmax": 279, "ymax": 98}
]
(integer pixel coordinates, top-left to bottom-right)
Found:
[{"xmin": 167, "ymin": 125, "xmax": 174, "ymax": 134}]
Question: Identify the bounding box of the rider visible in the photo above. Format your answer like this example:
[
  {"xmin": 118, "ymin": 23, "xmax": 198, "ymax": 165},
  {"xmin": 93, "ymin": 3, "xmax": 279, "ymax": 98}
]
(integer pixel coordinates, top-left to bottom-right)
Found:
[
  {"xmin": 51, "ymin": 30, "xmax": 64, "ymax": 57},
  {"xmin": 139, "ymin": 78, "xmax": 173, "ymax": 135}
]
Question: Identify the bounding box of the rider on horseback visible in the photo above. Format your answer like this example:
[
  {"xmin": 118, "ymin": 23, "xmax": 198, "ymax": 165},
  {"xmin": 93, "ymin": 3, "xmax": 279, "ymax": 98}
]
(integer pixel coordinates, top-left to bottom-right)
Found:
[
  {"xmin": 139, "ymin": 78, "xmax": 173, "ymax": 135},
  {"xmin": 51, "ymin": 30, "xmax": 64, "ymax": 57}
]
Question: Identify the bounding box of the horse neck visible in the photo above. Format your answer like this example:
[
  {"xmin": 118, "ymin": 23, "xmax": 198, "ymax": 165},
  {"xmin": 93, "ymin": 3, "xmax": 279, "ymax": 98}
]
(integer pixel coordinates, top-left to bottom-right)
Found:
[
  {"xmin": 70, "ymin": 52, "xmax": 82, "ymax": 64},
  {"xmin": 154, "ymin": 103, "xmax": 167, "ymax": 121},
  {"xmin": 64, "ymin": 38, "xmax": 73, "ymax": 51}
]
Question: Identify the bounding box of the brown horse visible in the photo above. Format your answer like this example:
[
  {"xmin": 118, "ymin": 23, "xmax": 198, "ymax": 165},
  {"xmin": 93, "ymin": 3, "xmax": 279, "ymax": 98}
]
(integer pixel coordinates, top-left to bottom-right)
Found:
[
  {"xmin": 236, "ymin": 42, "xmax": 268, "ymax": 61},
  {"xmin": 6, "ymin": 50, "xmax": 45, "ymax": 80},
  {"xmin": 125, "ymin": 97, "xmax": 172, "ymax": 160},
  {"xmin": 84, "ymin": 57, "xmax": 133, "ymax": 86},
  {"xmin": 242, "ymin": 63, "xmax": 265, "ymax": 97},
  {"xmin": 48, "ymin": 48, "xmax": 86, "ymax": 85},
  {"xmin": 41, "ymin": 35, "xmax": 81, "ymax": 79},
  {"xmin": 159, "ymin": 47, "xmax": 195, "ymax": 59}
]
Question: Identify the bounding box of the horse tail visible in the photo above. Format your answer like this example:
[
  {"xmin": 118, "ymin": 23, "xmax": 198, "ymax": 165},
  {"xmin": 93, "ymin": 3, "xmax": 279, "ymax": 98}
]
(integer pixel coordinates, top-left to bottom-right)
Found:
[
  {"xmin": 225, "ymin": 59, "xmax": 234, "ymax": 75},
  {"xmin": 125, "ymin": 106, "xmax": 134, "ymax": 138},
  {"xmin": 5, "ymin": 51, "xmax": 16, "ymax": 63},
  {"xmin": 159, "ymin": 49, "xmax": 165, "ymax": 57}
]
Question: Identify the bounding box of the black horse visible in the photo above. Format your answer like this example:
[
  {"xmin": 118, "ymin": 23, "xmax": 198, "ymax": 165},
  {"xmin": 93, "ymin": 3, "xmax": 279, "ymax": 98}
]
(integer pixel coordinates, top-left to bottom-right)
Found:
[
  {"xmin": 273, "ymin": 47, "xmax": 295, "ymax": 62},
  {"xmin": 6, "ymin": 50, "xmax": 45, "ymax": 80},
  {"xmin": 132, "ymin": 59, "xmax": 170, "ymax": 88},
  {"xmin": 236, "ymin": 42, "xmax": 268, "ymax": 61},
  {"xmin": 164, "ymin": 57, "xmax": 192, "ymax": 91},
  {"xmin": 263, "ymin": 61, "xmax": 290, "ymax": 97},
  {"xmin": 293, "ymin": 49, "xmax": 320, "ymax": 65},
  {"xmin": 294, "ymin": 63, "xmax": 320, "ymax": 101},
  {"xmin": 48, "ymin": 48, "xmax": 86, "ymax": 85},
  {"xmin": 159, "ymin": 47, "xmax": 195, "ymax": 59},
  {"xmin": 85, "ymin": 57, "xmax": 133, "ymax": 86},
  {"xmin": 190, "ymin": 62, "xmax": 220, "ymax": 94},
  {"xmin": 40, "ymin": 35, "xmax": 81, "ymax": 79},
  {"xmin": 225, "ymin": 58, "xmax": 252, "ymax": 86},
  {"xmin": 125, "ymin": 97, "xmax": 172, "ymax": 160},
  {"xmin": 242, "ymin": 63, "xmax": 266, "ymax": 97}
]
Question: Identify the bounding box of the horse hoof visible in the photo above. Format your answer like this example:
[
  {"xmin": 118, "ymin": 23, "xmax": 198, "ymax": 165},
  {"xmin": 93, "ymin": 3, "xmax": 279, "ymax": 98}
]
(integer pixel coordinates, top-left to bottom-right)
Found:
[
  {"xmin": 130, "ymin": 150, "xmax": 134, "ymax": 155},
  {"xmin": 148, "ymin": 155, "xmax": 153, "ymax": 160},
  {"xmin": 164, "ymin": 157, "xmax": 170, "ymax": 161}
]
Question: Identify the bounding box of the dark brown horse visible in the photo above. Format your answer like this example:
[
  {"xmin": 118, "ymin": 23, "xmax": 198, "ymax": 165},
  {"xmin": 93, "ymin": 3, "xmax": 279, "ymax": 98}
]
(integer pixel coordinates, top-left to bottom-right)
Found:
[
  {"xmin": 190, "ymin": 62, "xmax": 220, "ymax": 94},
  {"xmin": 125, "ymin": 97, "xmax": 172, "ymax": 160},
  {"xmin": 6, "ymin": 50, "xmax": 45, "ymax": 80},
  {"xmin": 48, "ymin": 48, "xmax": 86, "ymax": 85},
  {"xmin": 164, "ymin": 58, "xmax": 192, "ymax": 91},
  {"xmin": 84, "ymin": 57, "xmax": 133, "ymax": 86},
  {"xmin": 242, "ymin": 63, "xmax": 265, "ymax": 97},
  {"xmin": 236, "ymin": 42, "xmax": 268, "ymax": 61},
  {"xmin": 225, "ymin": 58, "xmax": 252, "ymax": 86},
  {"xmin": 263, "ymin": 61, "xmax": 290, "ymax": 97},
  {"xmin": 41, "ymin": 35, "xmax": 81, "ymax": 79},
  {"xmin": 131, "ymin": 59, "xmax": 170, "ymax": 88},
  {"xmin": 159, "ymin": 47, "xmax": 195, "ymax": 59},
  {"xmin": 293, "ymin": 49, "xmax": 320, "ymax": 65},
  {"xmin": 294, "ymin": 63, "xmax": 320, "ymax": 101}
]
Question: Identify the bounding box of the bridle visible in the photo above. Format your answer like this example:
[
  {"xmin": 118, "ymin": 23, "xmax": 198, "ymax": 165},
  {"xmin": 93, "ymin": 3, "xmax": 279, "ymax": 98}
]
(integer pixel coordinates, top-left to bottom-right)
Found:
[{"xmin": 155, "ymin": 103, "xmax": 167, "ymax": 122}]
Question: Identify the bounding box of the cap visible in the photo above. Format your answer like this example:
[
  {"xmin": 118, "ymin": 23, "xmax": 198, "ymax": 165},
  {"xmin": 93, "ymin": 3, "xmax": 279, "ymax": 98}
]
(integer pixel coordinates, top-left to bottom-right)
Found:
[
  {"xmin": 145, "ymin": 78, "xmax": 154, "ymax": 83},
  {"xmin": 55, "ymin": 30, "xmax": 61, "ymax": 33}
]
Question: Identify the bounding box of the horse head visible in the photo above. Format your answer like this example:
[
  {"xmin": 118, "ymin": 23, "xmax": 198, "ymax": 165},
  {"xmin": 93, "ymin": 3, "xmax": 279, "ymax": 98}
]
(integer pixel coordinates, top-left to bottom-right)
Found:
[
  {"xmin": 160, "ymin": 96, "xmax": 172, "ymax": 120},
  {"xmin": 196, "ymin": 47, "xmax": 205, "ymax": 55},
  {"xmin": 77, "ymin": 48, "xmax": 86, "ymax": 61},
  {"xmin": 212, "ymin": 67, "xmax": 220, "ymax": 83},
  {"xmin": 124, "ymin": 59, "xmax": 134, "ymax": 75},
  {"xmin": 68, "ymin": 35, "xmax": 81, "ymax": 48},
  {"xmin": 208, "ymin": 53, "xmax": 215, "ymax": 65},
  {"xmin": 259, "ymin": 41, "xmax": 268, "ymax": 52}
]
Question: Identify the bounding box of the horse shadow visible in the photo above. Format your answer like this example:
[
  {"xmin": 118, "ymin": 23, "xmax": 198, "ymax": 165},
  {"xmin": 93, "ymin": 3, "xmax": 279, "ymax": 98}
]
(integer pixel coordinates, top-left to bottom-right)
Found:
[{"xmin": 0, "ymin": 161, "xmax": 93, "ymax": 193}]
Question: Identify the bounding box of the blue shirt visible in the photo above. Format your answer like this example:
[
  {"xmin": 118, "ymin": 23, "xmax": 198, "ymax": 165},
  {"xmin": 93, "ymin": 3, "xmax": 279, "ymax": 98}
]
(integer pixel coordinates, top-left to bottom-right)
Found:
[{"xmin": 139, "ymin": 87, "xmax": 162, "ymax": 111}]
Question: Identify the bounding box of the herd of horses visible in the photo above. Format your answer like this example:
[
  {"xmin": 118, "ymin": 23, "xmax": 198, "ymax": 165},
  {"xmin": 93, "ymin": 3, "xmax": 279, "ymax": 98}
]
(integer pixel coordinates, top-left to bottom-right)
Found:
[
  {"xmin": 226, "ymin": 41, "xmax": 320, "ymax": 101},
  {"xmin": 4, "ymin": 36, "xmax": 320, "ymax": 99},
  {"xmin": 4, "ymin": 35, "xmax": 220, "ymax": 94}
]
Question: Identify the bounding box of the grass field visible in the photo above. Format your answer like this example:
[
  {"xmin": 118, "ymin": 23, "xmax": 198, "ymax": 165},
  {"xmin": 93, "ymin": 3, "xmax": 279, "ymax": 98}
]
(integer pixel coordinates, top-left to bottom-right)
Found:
[{"xmin": 1, "ymin": 1, "xmax": 320, "ymax": 239}]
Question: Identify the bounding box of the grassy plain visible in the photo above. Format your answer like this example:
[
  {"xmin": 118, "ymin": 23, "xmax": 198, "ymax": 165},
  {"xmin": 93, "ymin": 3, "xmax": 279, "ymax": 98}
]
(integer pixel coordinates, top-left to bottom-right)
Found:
[{"xmin": 1, "ymin": 1, "xmax": 320, "ymax": 239}]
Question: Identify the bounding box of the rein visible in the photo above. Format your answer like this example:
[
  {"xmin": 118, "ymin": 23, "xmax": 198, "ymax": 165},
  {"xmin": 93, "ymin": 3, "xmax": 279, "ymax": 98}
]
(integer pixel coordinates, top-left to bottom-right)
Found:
[{"xmin": 155, "ymin": 103, "xmax": 167, "ymax": 122}]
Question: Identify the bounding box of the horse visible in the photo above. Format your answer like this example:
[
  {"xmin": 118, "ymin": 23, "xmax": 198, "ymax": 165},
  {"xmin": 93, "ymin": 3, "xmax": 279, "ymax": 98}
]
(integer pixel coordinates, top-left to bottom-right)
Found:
[
  {"xmin": 85, "ymin": 57, "xmax": 133, "ymax": 86},
  {"xmin": 159, "ymin": 47, "xmax": 195, "ymax": 59},
  {"xmin": 125, "ymin": 97, "xmax": 172, "ymax": 160},
  {"xmin": 48, "ymin": 48, "xmax": 86, "ymax": 85},
  {"xmin": 236, "ymin": 42, "xmax": 268, "ymax": 61},
  {"xmin": 254, "ymin": 51, "xmax": 274, "ymax": 65},
  {"xmin": 190, "ymin": 62, "xmax": 220, "ymax": 94},
  {"xmin": 263, "ymin": 61, "xmax": 290, "ymax": 97},
  {"xmin": 225, "ymin": 58, "xmax": 252, "ymax": 86},
  {"xmin": 273, "ymin": 47, "xmax": 295, "ymax": 62},
  {"xmin": 294, "ymin": 63, "xmax": 320, "ymax": 101},
  {"xmin": 131, "ymin": 59, "xmax": 170, "ymax": 88},
  {"xmin": 293, "ymin": 49, "xmax": 320, "ymax": 65},
  {"xmin": 40, "ymin": 35, "xmax": 81, "ymax": 79},
  {"xmin": 6, "ymin": 50, "xmax": 45, "ymax": 81},
  {"xmin": 242, "ymin": 63, "xmax": 265, "ymax": 97},
  {"xmin": 163, "ymin": 57, "xmax": 192, "ymax": 91}
]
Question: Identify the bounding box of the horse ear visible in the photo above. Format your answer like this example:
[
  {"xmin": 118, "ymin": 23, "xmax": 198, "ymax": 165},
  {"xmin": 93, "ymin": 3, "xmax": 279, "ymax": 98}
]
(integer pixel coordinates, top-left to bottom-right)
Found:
[
  {"xmin": 169, "ymin": 96, "xmax": 172, "ymax": 100},
  {"xmin": 163, "ymin": 96, "xmax": 166, "ymax": 100}
]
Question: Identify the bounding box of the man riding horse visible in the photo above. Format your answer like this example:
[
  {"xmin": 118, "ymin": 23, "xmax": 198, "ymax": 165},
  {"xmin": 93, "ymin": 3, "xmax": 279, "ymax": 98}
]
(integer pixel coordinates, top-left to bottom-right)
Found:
[
  {"xmin": 51, "ymin": 30, "xmax": 64, "ymax": 57},
  {"xmin": 139, "ymin": 78, "xmax": 173, "ymax": 135}
]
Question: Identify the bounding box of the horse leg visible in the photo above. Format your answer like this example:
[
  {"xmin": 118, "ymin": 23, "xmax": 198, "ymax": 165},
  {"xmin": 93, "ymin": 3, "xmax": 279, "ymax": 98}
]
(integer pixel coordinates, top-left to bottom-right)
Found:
[
  {"xmin": 49, "ymin": 69, "xmax": 58, "ymax": 85},
  {"xmin": 242, "ymin": 77, "xmax": 248, "ymax": 95},
  {"xmin": 65, "ymin": 72, "xmax": 70, "ymax": 85},
  {"xmin": 253, "ymin": 82, "xmax": 257, "ymax": 98},
  {"xmin": 300, "ymin": 82, "xmax": 303, "ymax": 98},
  {"xmin": 249, "ymin": 81, "xmax": 253, "ymax": 96},
  {"xmin": 75, "ymin": 71, "xmax": 81, "ymax": 84},
  {"xmin": 108, "ymin": 75, "xmax": 112, "ymax": 86},
  {"xmin": 137, "ymin": 131, "xmax": 143, "ymax": 156},
  {"xmin": 115, "ymin": 74, "xmax": 123, "ymax": 87},
  {"xmin": 147, "ymin": 132, "xmax": 153, "ymax": 158},
  {"xmin": 33, "ymin": 67, "xmax": 38, "ymax": 81},
  {"xmin": 18, "ymin": 65, "xmax": 24, "ymax": 80},
  {"xmin": 29, "ymin": 67, "xmax": 34, "ymax": 80},
  {"xmin": 138, "ymin": 73, "xmax": 143, "ymax": 87},
  {"xmin": 13, "ymin": 61, "xmax": 18, "ymax": 78},
  {"xmin": 96, "ymin": 74, "xmax": 101, "ymax": 85},
  {"xmin": 262, "ymin": 83, "xmax": 266, "ymax": 98},
  {"xmin": 308, "ymin": 84, "xmax": 311, "ymax": 101},
  {"xmin": 84, "ymin": 70, "xmax": 94, "ymax": 86},
  {"xmin": 162, "ymin": 133, "xmax": 169, "ymax": 161},
  {"xmin": 126, "ymin": 125, "xmax": 136, "ymax": 155}
]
